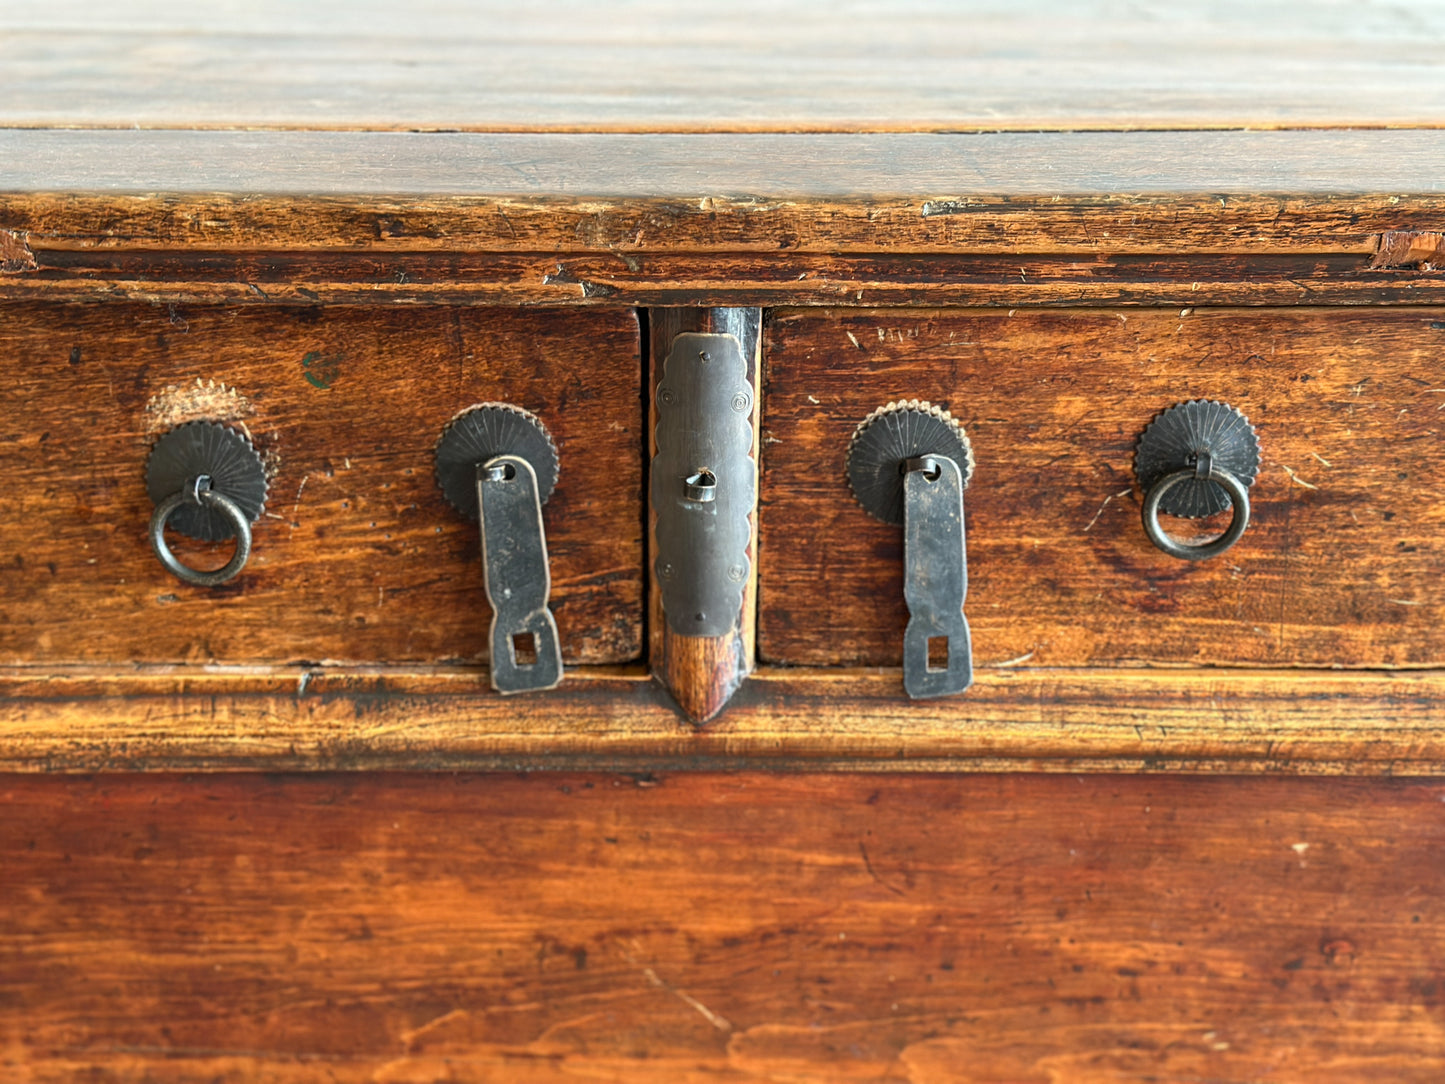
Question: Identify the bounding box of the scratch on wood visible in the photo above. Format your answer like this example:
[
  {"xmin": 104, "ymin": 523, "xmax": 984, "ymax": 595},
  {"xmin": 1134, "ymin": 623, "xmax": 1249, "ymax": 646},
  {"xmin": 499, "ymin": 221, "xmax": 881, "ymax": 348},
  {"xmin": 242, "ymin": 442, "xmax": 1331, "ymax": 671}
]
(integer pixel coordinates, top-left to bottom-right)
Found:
[
  {"xmin": 1280, "ymin": 465, "xmax": 1319, "ymax": 490},
  {"xmin": 0, "ymin": 228, "xmax": 38, "ymax": 273},
  {"xmin": 640, "ymin": 966, "xmax": 732, "ymax": 1031},
  {"xmin": 290, "ymin": 474, "xmax": 310, "ymax": 529},
  {"xmin": 1084, "ymin": 488, "xmax": 1133, "ymax": 531},
  {"xmin": 1369, "ymin": 230, "xmax": 1445, "ymax": 270},
  {"xmin": 398, "ymin": 1007, "xmax": 469, "ymax": 1047},
  {"xmin": 993, "ymin": 649, "xmax": 1037, "ymax": 668},
  {"xmin": 859, "ymin": 841, "xmax": 906, "ymax": 897}
]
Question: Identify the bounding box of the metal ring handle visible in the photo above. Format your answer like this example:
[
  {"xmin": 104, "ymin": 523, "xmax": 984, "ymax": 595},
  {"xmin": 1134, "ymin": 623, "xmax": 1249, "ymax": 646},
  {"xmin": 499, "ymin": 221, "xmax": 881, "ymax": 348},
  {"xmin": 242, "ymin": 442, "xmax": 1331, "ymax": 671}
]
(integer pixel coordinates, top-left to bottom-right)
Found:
[
  {"xmin": 1142, "ymin": 465, "xmax": 1251, "ymax": 561},
  {"xmin": 149, "ymin": 486, "xmax": 253, "ymax": 586}
]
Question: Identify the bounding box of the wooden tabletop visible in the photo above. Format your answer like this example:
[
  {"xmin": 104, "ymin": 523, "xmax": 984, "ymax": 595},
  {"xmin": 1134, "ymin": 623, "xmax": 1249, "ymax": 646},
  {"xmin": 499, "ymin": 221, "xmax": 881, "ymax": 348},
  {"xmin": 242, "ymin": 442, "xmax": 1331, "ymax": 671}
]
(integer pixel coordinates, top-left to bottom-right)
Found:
[{"xmin": 5, "ymin": 0, "xmax": 1445, "ymax": 132}]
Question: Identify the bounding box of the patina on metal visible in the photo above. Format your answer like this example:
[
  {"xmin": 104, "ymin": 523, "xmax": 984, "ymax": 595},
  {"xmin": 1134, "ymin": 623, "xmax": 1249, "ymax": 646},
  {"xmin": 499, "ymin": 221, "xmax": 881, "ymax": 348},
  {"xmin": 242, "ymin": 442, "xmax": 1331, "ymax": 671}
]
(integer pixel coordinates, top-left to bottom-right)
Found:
[
  {"xmin": 847, "ymin": 400, "xmax": 974, "ymax": 699},
  {"xmin": 902, "ymin": 454, "xmax": 974, "ymax": 699},
  {"xmin": 435, "ymin": 403, "xmax": 562, "ymax": 694},
  {"xmin": 1135, "ymin": 399, "xmax": 1259, "ymax": 561},
  {"xmin": 652, "ymin": 332, "xmax": 755, "ymax": 638},
  {"xmin": 435, "ymin": 402, "xmax": 559, "ymax": 517},
  {"xmin": 476, "ymin": 454, "xmax": 563, "ymax": 694},
  {"xmin": 145, "ymin": 420, "xmax": 267, "ymax": 587}
]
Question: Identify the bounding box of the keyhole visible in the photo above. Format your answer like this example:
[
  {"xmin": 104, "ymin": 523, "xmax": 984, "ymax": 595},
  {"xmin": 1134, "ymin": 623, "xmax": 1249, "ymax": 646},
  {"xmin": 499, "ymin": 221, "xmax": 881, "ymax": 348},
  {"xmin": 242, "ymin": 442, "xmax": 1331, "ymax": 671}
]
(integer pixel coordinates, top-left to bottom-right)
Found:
[{"xmin": 684, "ymin": 469, "xmax": 717, "ymax": 502}]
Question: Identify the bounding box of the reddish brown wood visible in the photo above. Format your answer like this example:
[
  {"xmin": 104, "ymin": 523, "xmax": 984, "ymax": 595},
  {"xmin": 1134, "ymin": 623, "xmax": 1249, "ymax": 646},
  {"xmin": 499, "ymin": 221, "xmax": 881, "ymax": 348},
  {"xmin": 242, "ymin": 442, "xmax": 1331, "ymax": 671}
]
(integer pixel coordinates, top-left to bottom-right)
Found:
[
  {"xmin": 3, "ymin": 771, "xmax": 1443, "ymax": 1081},
  {"xmin": 0, "ymin": 302, "xmax": 642, "ymax": 665},
  {"xmin": 649, "ymin": 309, "xmax": 761, "ymax": 723},
  {"xmin": 1371, "ymin": 231, "xmax": 1445, "ymax": 270},
  {"xmin": 0, "ymin": 228, "xmax": 35, "ymax": 273},
  {"xmin": 760, "ymin": 307, "xmax": 1445, "ymax": 668},
  {"xmin": 5, "ymin": 249, "xmax": 1445, "ymax": 309},
  {"xmin": 5, "ymin": 665, "xmax": 1445, "ymax": 775}
]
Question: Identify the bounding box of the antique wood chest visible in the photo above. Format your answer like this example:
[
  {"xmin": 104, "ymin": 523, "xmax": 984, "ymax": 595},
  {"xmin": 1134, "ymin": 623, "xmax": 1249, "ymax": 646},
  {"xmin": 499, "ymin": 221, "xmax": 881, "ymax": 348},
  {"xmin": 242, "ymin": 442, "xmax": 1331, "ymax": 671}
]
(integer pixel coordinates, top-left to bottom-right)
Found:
[{"xmin": 3, "ymin": 4, "xmax": 1444, "ymax": 1080}]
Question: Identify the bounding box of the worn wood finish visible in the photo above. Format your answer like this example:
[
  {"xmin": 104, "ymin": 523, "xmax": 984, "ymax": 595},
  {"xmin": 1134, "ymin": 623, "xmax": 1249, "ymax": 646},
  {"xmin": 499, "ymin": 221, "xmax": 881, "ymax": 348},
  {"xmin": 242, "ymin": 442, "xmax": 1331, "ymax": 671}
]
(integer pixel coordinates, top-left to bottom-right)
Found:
[
  {"xmin": 5, "ymin": 1, "xmax": 1445, "ymax": 130},
  {"xmin": 761, "ymin": 307, "xmax": 1445, "ymax": 668},
  {"xmin": 4, "ymin": 770, "xmax": 1444, "ymax": 1081},
  {"xmin": 6, "ymin": 249, "xmax": 1445, "ymax": 309},
  {"xmin": 9, "ymin": 130, "xmax": 1445, "ymax": 199},
  {"xmin": 649, "ymin": 309, "xmax": 761, "ymax": 723},
  {"xmin": 4, "ymin": 665, "xmax": 1445, "ymax": 775},
  {"xmin": 0, "ymin": 302, "xmax": 642, "ymax": 665},
  {"xmin": 5, "ymin": 132, "xmax": 1445, "ymax": 258}
]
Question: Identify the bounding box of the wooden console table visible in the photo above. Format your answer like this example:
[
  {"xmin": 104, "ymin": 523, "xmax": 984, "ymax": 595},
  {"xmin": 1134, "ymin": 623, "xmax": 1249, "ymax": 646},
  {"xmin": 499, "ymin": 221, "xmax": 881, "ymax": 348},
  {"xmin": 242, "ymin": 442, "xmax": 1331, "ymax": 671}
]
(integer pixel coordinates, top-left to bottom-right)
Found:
[{"xmin": 3, "ymin": 4, "xmax": 1443, "ymax": 1079}]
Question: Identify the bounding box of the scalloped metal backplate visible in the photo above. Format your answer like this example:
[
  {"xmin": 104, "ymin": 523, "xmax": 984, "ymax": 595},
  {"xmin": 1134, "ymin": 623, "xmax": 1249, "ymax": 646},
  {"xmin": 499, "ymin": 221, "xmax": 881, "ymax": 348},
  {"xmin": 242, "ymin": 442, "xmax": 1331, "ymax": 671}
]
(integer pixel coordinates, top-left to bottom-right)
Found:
[
  {"xmin": 652, "ymin": 332, "xmax": 755, "ymax": 639},
  {"xmin": 1135, "ymin": 399, "xmax": 1259, "ymax": 518},
  {"xmin": 144, "ymin": 421, "xmax": 268, "ymax": 541},
  {"xmin": 435, "ymin": 403, "xmax": 559, "ymax": 521},
  {"xmin": 846, "ymin": 399, "xmax": 974, "ymax": 526}
]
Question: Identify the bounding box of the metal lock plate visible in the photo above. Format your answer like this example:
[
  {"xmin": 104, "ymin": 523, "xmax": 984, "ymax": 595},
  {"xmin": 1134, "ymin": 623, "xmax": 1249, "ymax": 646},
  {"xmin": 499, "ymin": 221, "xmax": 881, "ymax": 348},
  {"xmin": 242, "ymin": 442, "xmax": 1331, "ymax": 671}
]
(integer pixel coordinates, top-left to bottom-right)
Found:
[{"xmin": 652, "ymin": 332, "xmax": 755, "ymax": 638}]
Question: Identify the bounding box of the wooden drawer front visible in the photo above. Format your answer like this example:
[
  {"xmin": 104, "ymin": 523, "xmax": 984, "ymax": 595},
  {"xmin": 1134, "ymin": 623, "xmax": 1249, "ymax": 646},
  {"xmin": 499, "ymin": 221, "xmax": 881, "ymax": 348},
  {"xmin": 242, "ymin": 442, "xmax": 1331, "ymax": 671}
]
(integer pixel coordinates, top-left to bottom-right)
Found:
[
  {"xmin": 759, "ymin": 308, "xmax": 1445, "ymax": 669},
  {"xmin": 0, "ymin": 303, "xmax": 642, "ymax": 665}
]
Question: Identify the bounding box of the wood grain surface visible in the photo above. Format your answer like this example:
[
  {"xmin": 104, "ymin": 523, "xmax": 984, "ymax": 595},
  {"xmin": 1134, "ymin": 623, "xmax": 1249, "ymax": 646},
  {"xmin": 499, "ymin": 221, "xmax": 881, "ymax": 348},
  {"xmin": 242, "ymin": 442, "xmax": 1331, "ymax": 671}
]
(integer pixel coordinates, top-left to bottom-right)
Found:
[
  {"xmin": 6, "ymin": 250, "xmax": 1445, "ymax": 310},
  {"xmin": 4, "ymin": 665, "xmax": 1445, "ymax": 775},
  {"xmin": 3, "ymin": 770, "xmax": 1443, "ymax": 1081},
  {"xmin": 5, "ymin": 132, "xmax": 1445, "ymax": 259},
  {"xmin": 760, "ymin": 307, "xmax": 1445, "ymax": 668},
  {"xmin": 0, "ymin": 302, "xmax": 642, "ymax": 665},
  {"xmin": 4, "ymin": 1, "xmax": 1445, "ymax": 130}
]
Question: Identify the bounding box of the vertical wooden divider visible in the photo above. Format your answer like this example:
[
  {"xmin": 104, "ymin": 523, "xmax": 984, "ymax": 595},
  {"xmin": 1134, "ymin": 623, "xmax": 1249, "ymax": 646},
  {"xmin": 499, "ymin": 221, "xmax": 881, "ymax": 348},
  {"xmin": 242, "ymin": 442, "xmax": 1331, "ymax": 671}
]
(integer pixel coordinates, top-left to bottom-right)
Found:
[{"xmin": 648, "ymin": 308, "xmax": 763, "ymax": 724}]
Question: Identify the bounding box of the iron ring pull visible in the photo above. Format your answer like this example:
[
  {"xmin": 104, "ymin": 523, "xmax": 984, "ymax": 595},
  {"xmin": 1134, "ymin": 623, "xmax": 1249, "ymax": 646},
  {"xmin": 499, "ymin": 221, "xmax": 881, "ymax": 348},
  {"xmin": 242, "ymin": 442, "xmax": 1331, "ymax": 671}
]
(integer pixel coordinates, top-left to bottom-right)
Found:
[
  {"xmin": 1141, "ymin": 456, "xmax": 1251, "ymax": 562},
  {"xmin": 148, "ymin": 476, "xmax": 254, "ymax": 587}
]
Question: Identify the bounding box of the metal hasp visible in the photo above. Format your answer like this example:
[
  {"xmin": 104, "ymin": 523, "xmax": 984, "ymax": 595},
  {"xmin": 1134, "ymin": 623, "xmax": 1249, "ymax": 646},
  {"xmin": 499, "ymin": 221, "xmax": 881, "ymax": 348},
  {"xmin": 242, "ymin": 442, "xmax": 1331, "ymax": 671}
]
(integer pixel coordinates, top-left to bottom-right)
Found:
[
  {"xmin": 435, "ymin": 403, "xmax": 562, "ymax": 695},
  {"xmin": 652, "ymin": 331, "xmax": 755, "ymax": 638},
  {"xmin": 1135, "ymin": 399, "xmax": 1260, "ymax": 561},
  {"xmin": 649, "ymin": 309, "xmax": 762, "ymax": 724},
  {"xmin": 145, "ymin": 420, "xmax": 268, "ymax": 587},
  {"xmin": 848, "ymin": 400, "xmax": 975, "ymax": 700}
]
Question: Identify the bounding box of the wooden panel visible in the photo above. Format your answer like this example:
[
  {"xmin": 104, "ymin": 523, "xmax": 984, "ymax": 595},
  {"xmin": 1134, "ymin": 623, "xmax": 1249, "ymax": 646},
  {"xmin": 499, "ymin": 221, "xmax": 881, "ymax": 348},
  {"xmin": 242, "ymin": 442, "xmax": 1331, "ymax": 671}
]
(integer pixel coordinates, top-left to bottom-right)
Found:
[
  {"xmin": 4, "ymin": 1, "xmax": 1445, "ymax": 130},
  {"xmin": 3, "ymin": 771, "xmax": 1443, "ymax": 1081},
  {"xmin": 4, "ymin": 132, "xmax": 1445, "ymax": 256},
  {"xmin": 760, "ymin": 307, "xmax": 1445, "ymax": 668},
  {"xmin": 0, "ymin": 303, "xmax": 642, "ymax": 664},
  {"xmin": 4, "ymin": 666, "xmax": 1445, "ymax": 775}
]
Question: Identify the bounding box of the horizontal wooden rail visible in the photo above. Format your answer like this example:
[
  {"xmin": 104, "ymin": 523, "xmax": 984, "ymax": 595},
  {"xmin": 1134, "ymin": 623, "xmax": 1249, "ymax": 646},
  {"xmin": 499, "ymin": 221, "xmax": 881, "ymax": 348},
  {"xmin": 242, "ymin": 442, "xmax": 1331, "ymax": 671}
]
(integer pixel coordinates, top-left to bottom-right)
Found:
[{"xmin": 2, "ymin": 664, "xmax": 1442, "ymax": 774}]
